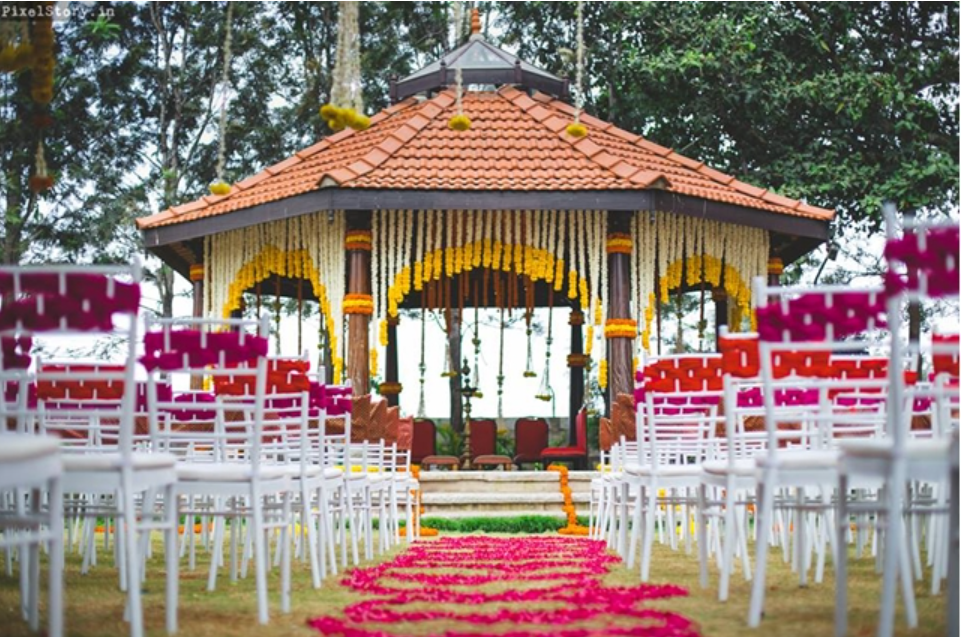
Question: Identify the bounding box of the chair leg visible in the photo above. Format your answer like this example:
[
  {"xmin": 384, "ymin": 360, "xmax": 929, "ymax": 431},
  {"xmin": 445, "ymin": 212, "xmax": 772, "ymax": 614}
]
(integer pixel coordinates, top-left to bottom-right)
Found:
[
  {"xmin": 280, "ymin": 492, "xmax": 291, "ymax": 614},
  {"xmin": 696, "ymin": 483, "xmax": 709, "ymax": 590},
  {"xmin": 748, "ymin": 475, "xmax": 775, "ymax": 627},
  {"xmin": 48, "ymin": 477, "xmax": 64, "ymax": 637},
  {"xmin": 640, "ymin": 484, "xmax": 657, "ymax": 582},
  {"xmin": 878, "ymin": 468, "xmax": 905, "ymax": 637},
  {"xmin": 122, "ymin": 485, "xmax": 144, "ymax": 637},
  {"xmin": 250, "ymin": 490, "xmax": 269, "ymax": 625},
  {"xmin": 627, "ymin": 483, "xmax": 643, "ymax": 569},
  {"xmin": 164, "ymin": 485, "xmax": 179, "ymax": 634},
  {"xmin": 835, "ymin": 472, "xmax": 849, "ymax": 637},
  {"xmin": 719, "ymin": 483, "xmax": 738, "ymax": 601}
]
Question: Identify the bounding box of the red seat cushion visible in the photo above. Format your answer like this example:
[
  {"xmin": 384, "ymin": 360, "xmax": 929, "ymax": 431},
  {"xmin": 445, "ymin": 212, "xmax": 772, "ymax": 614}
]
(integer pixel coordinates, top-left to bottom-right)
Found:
[{"xmin": 541, "ymin": 446, "xmax": 585, "ymax": 457}]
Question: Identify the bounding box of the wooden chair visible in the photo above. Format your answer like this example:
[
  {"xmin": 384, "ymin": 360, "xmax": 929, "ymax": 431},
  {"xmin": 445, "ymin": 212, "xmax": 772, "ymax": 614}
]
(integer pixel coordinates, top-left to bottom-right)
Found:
[
  {"xmin": 513, "ymin": 418, "xmax": 548, "ymax": 468},
  {"xmin": 411, "ymin": 418, "xmax": 436, "ymax": 464},
  {"xmin": 541, "ymin": 409, "xmax": 588, "ymax": 469}
]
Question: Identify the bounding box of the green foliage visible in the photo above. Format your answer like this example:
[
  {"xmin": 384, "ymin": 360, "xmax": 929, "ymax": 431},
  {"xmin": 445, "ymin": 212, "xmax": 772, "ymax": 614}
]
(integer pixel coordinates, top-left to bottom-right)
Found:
[
  {"xmin": 399, "ymin": 515, "xmax": 590, "ymax": 534},
  {"xmin": 495, "ymin": 426, "xmax": 514, "ymax": 457},
  {"xmin": 495, "ymin": 1, "xmax": 959, "ymax": 230},
  {"xmin": 436, "ymin": 423, "xmax": 464, "ymax": 457}
]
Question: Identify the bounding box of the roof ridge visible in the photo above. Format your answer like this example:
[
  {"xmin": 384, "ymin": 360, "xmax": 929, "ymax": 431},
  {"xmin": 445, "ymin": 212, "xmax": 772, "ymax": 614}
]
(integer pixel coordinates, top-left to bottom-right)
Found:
[
  {"xmin": 507, "ymin": 90, "xmax": 672, "ymax": 189},
  {"xmin": 318, "ymin": 91, "xmax": 457, "ymax": 188}
]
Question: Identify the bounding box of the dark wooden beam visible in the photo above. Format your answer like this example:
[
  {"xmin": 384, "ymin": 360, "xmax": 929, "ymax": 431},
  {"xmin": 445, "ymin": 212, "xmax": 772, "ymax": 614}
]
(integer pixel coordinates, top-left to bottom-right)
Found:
[{"xmin": 141, "ymin": 189, "xmax": 830, "ymax": 250}]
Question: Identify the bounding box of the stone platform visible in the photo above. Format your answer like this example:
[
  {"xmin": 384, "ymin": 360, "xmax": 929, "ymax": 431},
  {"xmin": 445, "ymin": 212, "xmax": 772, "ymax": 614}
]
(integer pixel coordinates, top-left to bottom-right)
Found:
[{"xmin": 418, "ymin": 470, "xmax": 598, "ymax": 517}]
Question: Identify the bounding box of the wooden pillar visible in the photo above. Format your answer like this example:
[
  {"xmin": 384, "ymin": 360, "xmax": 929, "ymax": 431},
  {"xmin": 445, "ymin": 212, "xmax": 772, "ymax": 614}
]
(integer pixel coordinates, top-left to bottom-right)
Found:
[
  {"xmin": 345, "ymin": 215, "xmax": 372, "ymax": 393},
  {"xmin": 712, "ymin": 288, "xmax": 728, "ymax": 349},
  {"xmin": 447, "ymin": 307, "xmax": 463, "ymax": 433},
  {"xmin": 189, "ymin": 263, "xmax": 205, "ymax": 390},
  {"xmin": 605, "ymin": 212, "xmax": 635, "ymax": 410},
  {"xmin": 379, "ymin": 315, "xmax": 401, "ymax": 407},
  {"xmin": 767, "ymin": 257, "xmax": 783, "ymax": 287},
  {"xmin": 567, "ymin": 309, "xmax": 586, "ymax": 446}
]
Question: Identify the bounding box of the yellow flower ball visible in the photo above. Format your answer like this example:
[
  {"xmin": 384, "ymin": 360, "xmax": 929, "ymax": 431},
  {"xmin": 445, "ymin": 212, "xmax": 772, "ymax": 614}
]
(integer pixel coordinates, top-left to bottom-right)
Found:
[
  {"xmin": 566, "ymin": 122, "xmax": 588, "ymax": 138},
  {"xmin": 448, "ymin": 114, "xmax": 471, "ymax": 131},
  {"xmin": 347, "ymin": 112, "xmax": 370, "ymax": 131},
  {"xmin": 209, "ymin": 181, "xmax": 231, "ymax": 196},
  {"xmin": 319, "ymin": 103, "xmax": 339, "ymax": 120}
]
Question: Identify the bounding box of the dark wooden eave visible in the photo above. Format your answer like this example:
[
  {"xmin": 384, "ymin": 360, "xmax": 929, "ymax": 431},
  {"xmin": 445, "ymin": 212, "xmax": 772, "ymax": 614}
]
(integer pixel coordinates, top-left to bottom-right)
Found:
[{"xmin": 142, "ymin": 187, "xmax": 830, "ymax": 267}]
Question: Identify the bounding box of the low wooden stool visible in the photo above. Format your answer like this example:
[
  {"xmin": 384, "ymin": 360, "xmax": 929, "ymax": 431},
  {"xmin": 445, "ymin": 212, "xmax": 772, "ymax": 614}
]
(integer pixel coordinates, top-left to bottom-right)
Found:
[
  {"xmin": 421, "ymin": 455, "xmax": 460, "ymax": 470},
  {"xmin": 472, "ymin": 454, "xmax": 513, "ymax": 470}
]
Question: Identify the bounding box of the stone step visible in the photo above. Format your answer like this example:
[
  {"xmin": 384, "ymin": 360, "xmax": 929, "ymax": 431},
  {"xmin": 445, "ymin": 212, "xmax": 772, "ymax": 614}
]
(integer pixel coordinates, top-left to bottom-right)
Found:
[
  {"xmin": 421, "ymin": 491, "xmax": 590, "ymax": 514},
  {"xmin": 418, "ymin": 470, "xmax": 599, "ymax": 494},
  {"xmin": 418, "ymin": 509, "xmax": 590, "ymax": 519}
]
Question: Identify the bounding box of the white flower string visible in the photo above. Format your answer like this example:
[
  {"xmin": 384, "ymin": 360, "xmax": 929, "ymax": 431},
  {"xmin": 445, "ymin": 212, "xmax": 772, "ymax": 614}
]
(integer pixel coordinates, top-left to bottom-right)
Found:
[
  {"xmin": 565, "ymin": 1, "xmax": 588, "ymax": 138},
  {"xmin": 322, "ymin": 2, "xmax": 368, "ymax": 131},
  {"xmin": 210, "ymin": 3, "xmax": 234, "ymax": 195}
]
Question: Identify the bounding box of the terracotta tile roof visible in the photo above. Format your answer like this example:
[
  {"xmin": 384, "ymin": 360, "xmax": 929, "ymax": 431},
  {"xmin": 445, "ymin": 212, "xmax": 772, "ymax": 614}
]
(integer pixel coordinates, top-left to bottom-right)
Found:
[{"xmin": 137, "ymin": 86, "xmax": 834, "ymax": 230}]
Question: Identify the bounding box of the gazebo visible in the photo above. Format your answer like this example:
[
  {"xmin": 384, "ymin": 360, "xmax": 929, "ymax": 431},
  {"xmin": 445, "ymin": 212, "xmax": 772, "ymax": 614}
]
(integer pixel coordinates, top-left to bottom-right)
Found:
[{"xmin": 136, "ymin": 20, "xmax": 833, "ymax": 435}]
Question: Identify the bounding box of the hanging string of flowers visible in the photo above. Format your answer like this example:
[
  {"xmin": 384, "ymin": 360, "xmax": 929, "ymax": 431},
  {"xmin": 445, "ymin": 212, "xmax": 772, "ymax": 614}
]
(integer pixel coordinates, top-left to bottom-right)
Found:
[
  {"xmin": 633, "ymin": 211, "xmax": 769, "ymax": 351},
  {"xmin": 210, "ymin": 3, "xmax": 234, "ymax": 196},
  {"xmin": 205, "ymin": 212, "xmax": 347, "ymax": 382},
  {"xmin": 565, "ymin": 1, "xmax": 588, "ymax": 139},
  {"xmin": 321, "ymin": 1, "xmax": 369, "ymax": 132}
]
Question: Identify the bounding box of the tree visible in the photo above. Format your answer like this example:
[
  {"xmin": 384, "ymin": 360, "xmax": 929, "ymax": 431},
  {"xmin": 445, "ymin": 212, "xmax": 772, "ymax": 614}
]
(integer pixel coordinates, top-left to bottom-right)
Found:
[{"xmin": 495, "ymin": 1, "xmax": 959, "ymax": 230}]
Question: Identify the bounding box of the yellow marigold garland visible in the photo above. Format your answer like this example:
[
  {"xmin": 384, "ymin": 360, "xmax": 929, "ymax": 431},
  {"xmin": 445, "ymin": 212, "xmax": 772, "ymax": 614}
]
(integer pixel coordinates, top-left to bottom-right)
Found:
[
  {"xmin": 343, "ymin": 293, "xmax": 374, "ymax": 315},
  {"xmin": 547, "ymin": 465, "xmax": 589, "ymax": 536},
  {"xmin": 599, "ymin": 358, "xmax": 608, "ymax": 389},
  {"xmin": 603, "ymin": 318, "xmax": 637, "ymax": 339},
  {"xmin": 409, "ymin": 465, "xmax": 439, "ymax": 537}
]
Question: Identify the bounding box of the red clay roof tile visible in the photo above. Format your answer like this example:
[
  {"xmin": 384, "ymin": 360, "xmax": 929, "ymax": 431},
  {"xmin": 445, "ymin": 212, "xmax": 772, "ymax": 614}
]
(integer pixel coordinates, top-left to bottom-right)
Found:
[{"xmin": 138, "ymin": 88, "xmax": 835, "ymax": 230}]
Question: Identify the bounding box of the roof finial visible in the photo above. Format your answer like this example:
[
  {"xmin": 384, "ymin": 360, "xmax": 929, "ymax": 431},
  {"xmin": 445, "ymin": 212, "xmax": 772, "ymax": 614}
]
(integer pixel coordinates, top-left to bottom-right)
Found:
[{"xmin": 470, "ymin": 8, "xmax": 481, "ymax": 37}]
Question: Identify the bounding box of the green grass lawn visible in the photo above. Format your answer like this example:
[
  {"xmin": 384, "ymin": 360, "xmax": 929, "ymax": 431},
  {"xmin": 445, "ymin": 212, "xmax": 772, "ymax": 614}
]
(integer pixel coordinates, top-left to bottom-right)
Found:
[{"xmin": 0, "ymin": 531, "xmax": 948, "ymax": 637}]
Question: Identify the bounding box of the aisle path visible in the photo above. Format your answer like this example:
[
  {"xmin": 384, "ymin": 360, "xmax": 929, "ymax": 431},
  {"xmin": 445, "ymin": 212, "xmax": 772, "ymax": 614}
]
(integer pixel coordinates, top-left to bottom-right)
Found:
[{"xmin": 308, "ymin": 536, "xmax": 699, "ymax": 637}]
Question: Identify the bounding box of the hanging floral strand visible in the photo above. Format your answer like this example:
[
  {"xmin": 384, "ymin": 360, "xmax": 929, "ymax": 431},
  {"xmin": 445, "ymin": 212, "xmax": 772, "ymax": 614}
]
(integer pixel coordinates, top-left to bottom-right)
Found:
[
  {"xmin": 566, "ymin": 1, "xmax": 588, "ymax": 139},
  {"xmin": 210, "ymin": 3, "xmax": 234, "ymax": 196},
  {"xmin": 448, "ymin": 66, "xmax": 471, "ymax": 131},
  {"xmin": 321, "ymin": 1, "xmax": 370, "ymax": 131}
]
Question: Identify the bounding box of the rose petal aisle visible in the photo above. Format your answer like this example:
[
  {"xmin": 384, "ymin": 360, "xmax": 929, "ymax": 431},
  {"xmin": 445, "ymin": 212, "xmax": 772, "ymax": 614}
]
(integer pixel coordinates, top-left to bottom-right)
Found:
[{"xmin": 308, "ymin": 536, "xmax": 700, "ymax": 637}]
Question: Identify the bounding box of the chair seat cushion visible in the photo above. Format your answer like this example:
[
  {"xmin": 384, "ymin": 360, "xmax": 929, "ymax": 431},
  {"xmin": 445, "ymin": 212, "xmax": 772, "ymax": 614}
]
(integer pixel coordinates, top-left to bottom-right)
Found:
[
  {"xmin": 0, "ymin": 435, "xmax": 60, "ymax": 463},
  {"xmin": 756, "ymin": 449, "xmax": 838, "ymax": 470},
  {"xmin": 702, "ymin": 458, "xmax": 755, "ymax": 477},
  {"xmin": 839, "ymin": 438, "xmax": 951, "ymax": 461},
  {"xmin": 624, "ymin": 462, "xmax": 700, "ymax": 477},
  {"xmin": 64, "ymin": 451, "xmax": 177, "ymax": 472},
  {"xmin": 541, "ymin": 446, "xmax": 586, "ymax": 457},
  {"xmin": 324, "ymin": 467, "xmax": 344, "ymax": 480},
  {"xmin": 176, "ymin": 462, "xmax": 287, "ymax": 482}
]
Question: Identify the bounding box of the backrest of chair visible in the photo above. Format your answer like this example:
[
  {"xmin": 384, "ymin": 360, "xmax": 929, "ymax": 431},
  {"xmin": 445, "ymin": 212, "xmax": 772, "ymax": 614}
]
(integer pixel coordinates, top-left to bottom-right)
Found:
[
  {"xmin": 753, "ymin": 278, "xmax": 889, "ymax": 452},
  {"xmin": 411, "ymin": 418, "xmax": 436, "ymax": 463},
  {"xmin": 142, "ymin": 314, "xmax": 271, "ymax": 469},
  {"xmin": 644, "ymin": 388, "xmax": 721, "ymax": 467},
  {"xmin": 0, "ymin": 262, "xmax": 142, "ymax": 455},
  {"xmin": 514, "ymin": 417, "xmax": 548, "ymax": 457},
  {"xmin": 469, "ymin": 418, "xmax": 497, "ymax": 458},
  {"xmin": 883, "ymin": 207, "xmax": 959, "ymax": 445}
]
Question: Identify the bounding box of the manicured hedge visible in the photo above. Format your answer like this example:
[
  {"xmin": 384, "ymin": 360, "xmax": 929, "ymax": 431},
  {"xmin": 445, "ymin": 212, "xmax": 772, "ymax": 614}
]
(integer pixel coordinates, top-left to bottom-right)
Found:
[{"xmin": 396, "ymin": 515, "xmax": 590, "ymax": 534}]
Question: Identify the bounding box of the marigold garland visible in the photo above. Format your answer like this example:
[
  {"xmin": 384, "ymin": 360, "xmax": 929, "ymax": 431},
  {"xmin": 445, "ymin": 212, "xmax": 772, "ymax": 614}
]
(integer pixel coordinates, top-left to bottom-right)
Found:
[
  {"xmin": 547, "ymin": 464, "xmax": 589, "ymax": 536},
  {"xmin": 598, "ymin": 358, "xmax": 608, "ymax": 389},
  {"xmin": 343, "ymin": 293, "xmax": 374, "ymax": 315},
  {"xmin": 603, "ymin": 318, "xmax": 637, "ymax": 339},
  {"xmin": 345, "ymin": 229, "xmax": 372, "ymax": 251},
  {"xmin": 408, "ymin": 465, "xmax": 438, "ymax": 537},
  {"xmin": 605, "ymin": 233, "xmax": 632, "ymax": 254}
]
